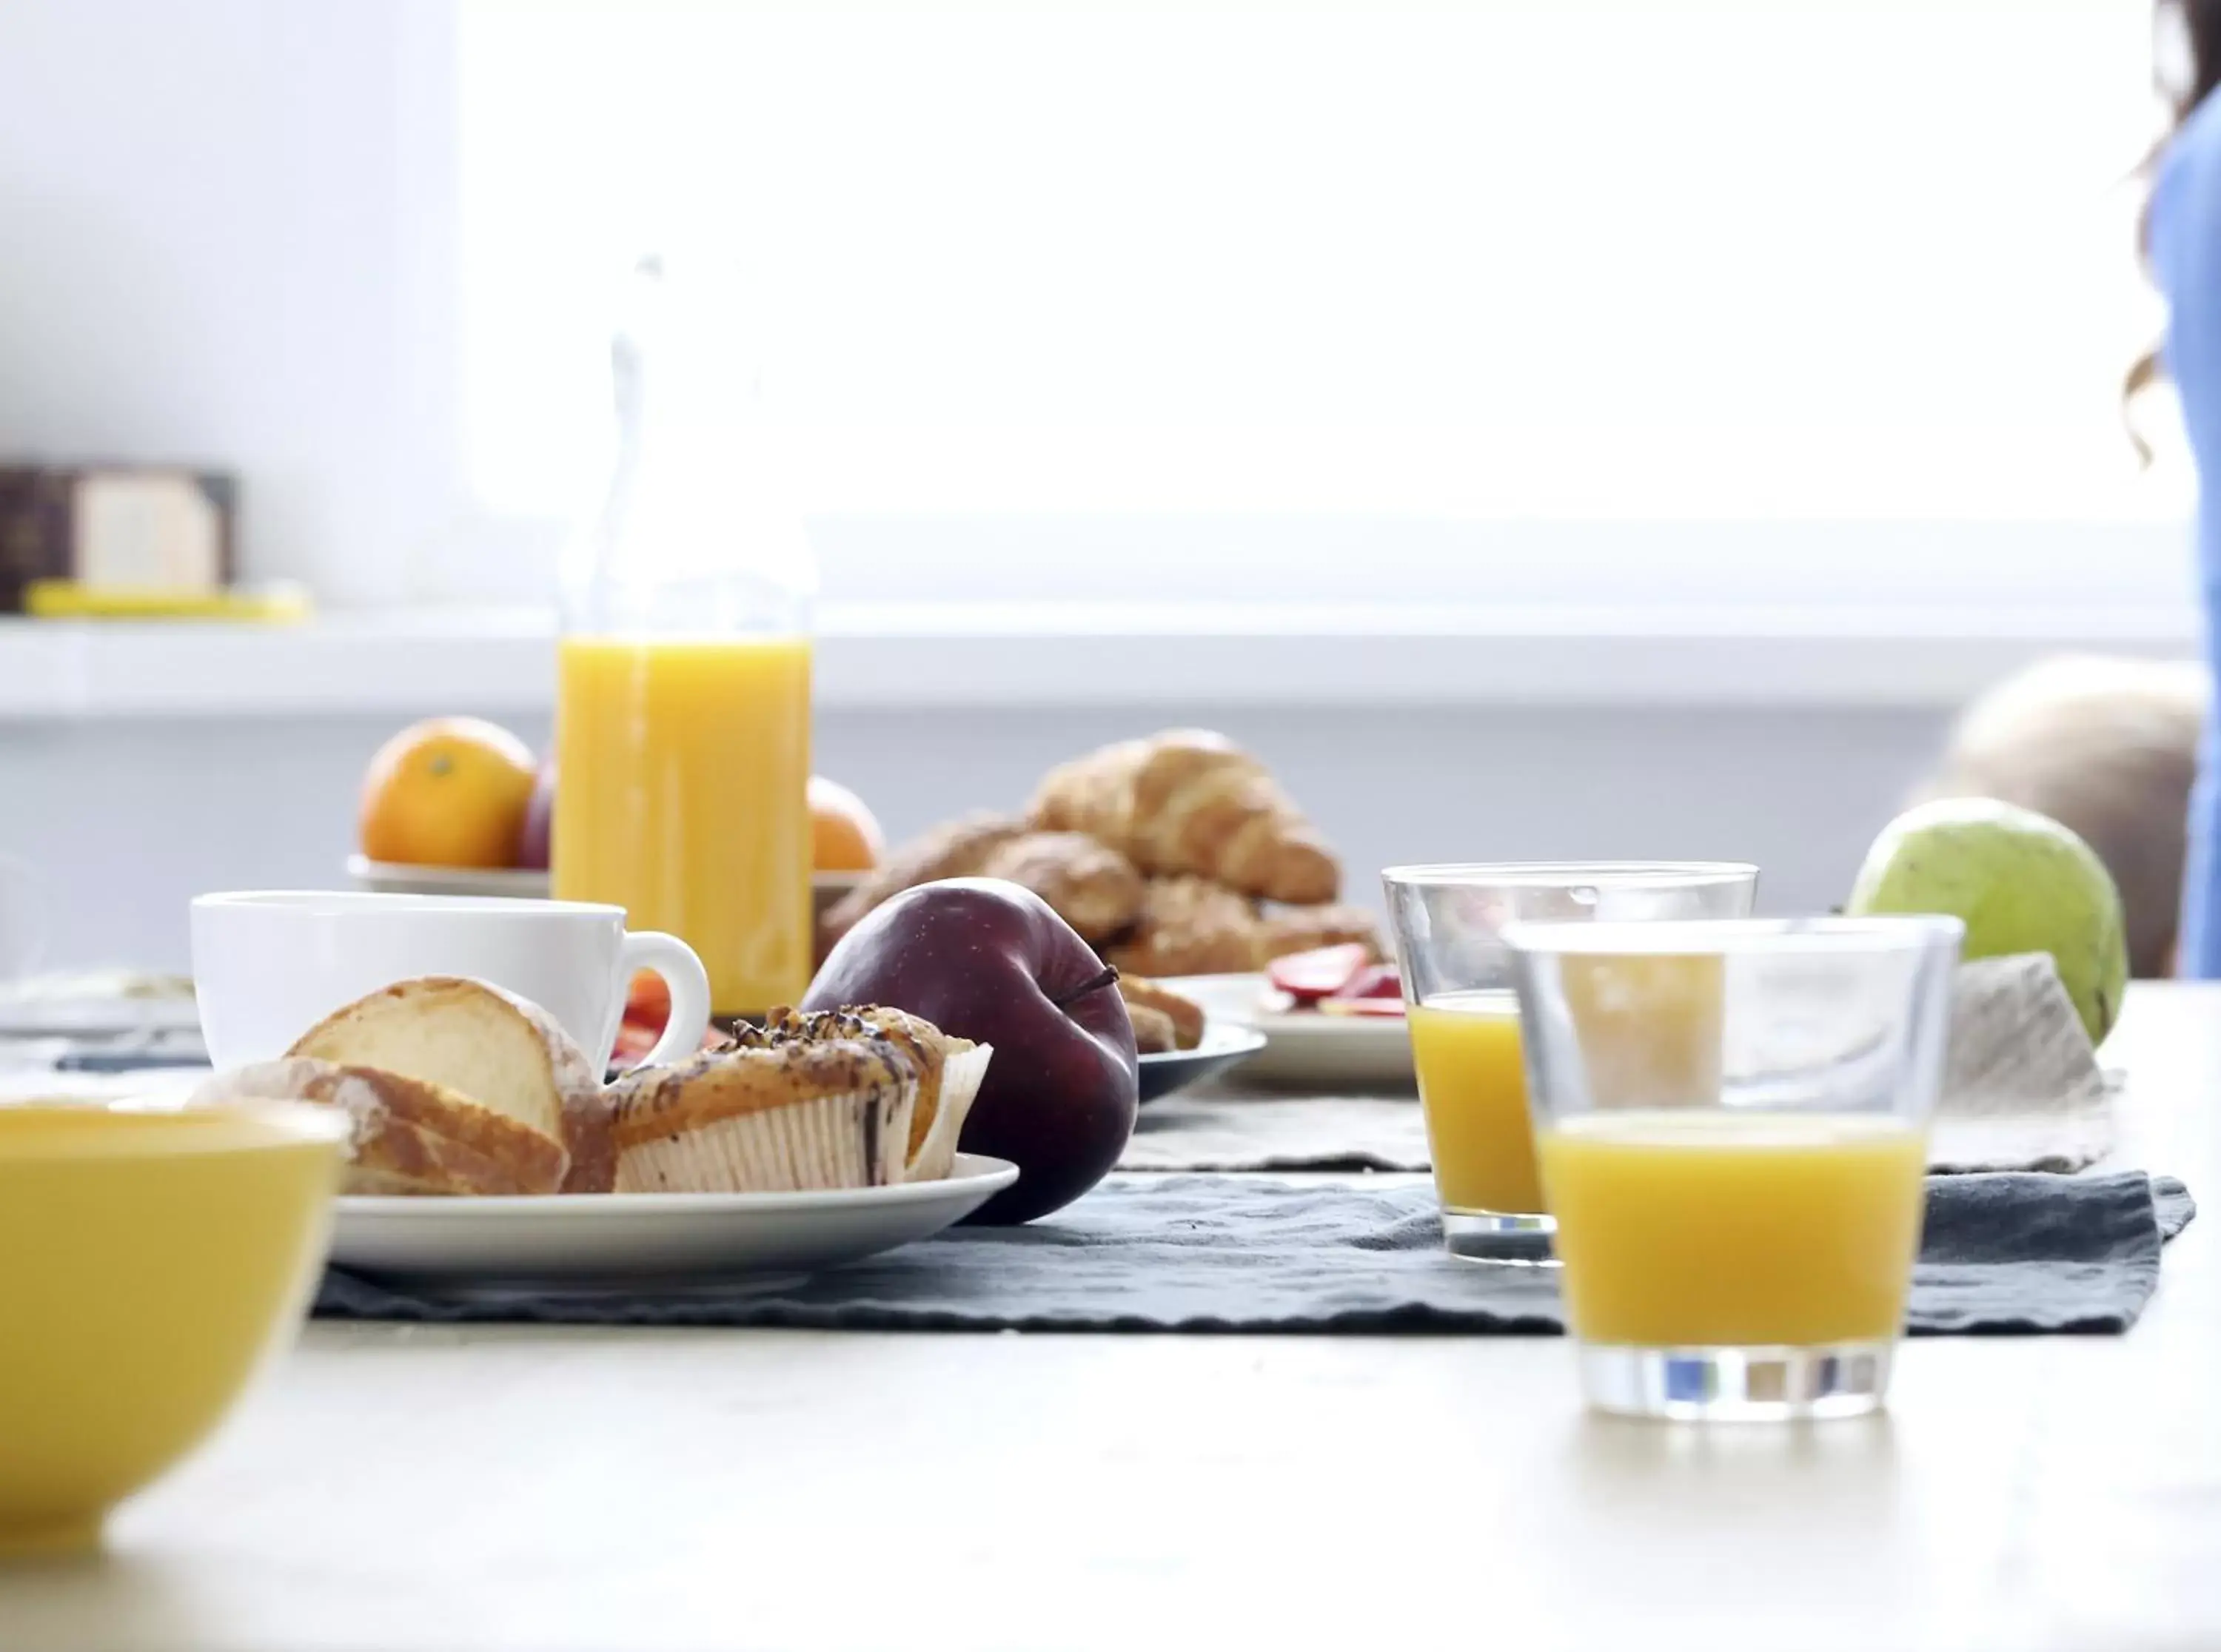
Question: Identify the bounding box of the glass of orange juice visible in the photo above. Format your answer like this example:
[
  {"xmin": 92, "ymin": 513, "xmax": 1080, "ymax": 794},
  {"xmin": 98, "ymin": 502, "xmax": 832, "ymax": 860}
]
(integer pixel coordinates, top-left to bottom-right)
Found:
[
  {"xmin": 554, "ymin": 259, "xmax": 817, "ymax": 1020},
  {"xmin": 1381, "ymin": 863, "xmax": 1757, "ymax": 1264},
  {"xmin": 1505, "ymin": 915, "xmax": 1963, "ymax": 1422}
]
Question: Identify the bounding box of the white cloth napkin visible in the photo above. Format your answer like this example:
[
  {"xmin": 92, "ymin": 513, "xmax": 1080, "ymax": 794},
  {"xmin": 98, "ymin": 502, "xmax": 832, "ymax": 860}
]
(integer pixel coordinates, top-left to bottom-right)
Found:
[{"xmin": 1929, "ymin": 953, "xmax": 2115, "ymax": 1173}]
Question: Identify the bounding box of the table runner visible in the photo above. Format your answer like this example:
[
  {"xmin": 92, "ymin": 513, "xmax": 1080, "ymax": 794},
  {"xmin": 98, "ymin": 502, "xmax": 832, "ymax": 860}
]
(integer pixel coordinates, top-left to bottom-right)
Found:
[
  {"xmin": 318, "ymin": 1169, "xmax": 2194, "ymax": 1334},
  {"xmin": 1122, "ymin": 1092, "xmax": 1428, "ymax": 1172}
]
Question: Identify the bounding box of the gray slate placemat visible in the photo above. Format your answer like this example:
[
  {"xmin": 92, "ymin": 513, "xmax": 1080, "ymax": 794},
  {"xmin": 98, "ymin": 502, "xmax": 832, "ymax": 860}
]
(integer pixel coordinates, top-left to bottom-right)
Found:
[{"xmin": 317, "ymin": 1171, "xmax": 2194, "ymax": 1335}]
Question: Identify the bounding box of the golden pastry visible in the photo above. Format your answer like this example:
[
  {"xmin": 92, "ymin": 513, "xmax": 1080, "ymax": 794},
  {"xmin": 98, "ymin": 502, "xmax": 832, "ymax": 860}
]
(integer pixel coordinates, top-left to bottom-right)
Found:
[
  {"xmin": 976, "ymin": 832, "xmax": 1146, "ymax": 943},
  {"xmin": 1258, "ymin": 904, "xmax": 1384, "ymax": 964},
  {"xmin": 746, "ymin": 1005, "xmax": 991, "ymax": 1182},
  {"xmin": 1105, "ymin": 876, "xmax": 1264, "ymax": 977},
  {"xmin": 1116, "ymin": 975, "xmax": 1206, "ymax": 1051},
  {"xmin": 1126, "ymin": 1004, "xmax": 1179, "ymax": 1055},
  {"xmin": 820, "ymin": 813, "xmax": 1026, "ymax": 950},
  {"xmin": 1028, "ymin": 729, "xmax": 1340, "ymax": 904},
  {"xmin": 607, "ymin": 1035, "xmax": 919, "ymax": 1193}
]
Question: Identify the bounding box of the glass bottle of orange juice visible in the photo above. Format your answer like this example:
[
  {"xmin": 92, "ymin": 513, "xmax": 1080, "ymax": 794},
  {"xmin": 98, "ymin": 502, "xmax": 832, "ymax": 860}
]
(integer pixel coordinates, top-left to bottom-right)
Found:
[{"xmin": 554, "ymin": 259, "xmax": 814, "ymax": 1019}]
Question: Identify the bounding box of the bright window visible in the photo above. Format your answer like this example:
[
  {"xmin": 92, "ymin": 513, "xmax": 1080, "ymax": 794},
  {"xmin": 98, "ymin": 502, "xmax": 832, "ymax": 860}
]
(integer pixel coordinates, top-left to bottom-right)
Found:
[{"xmin": 458, "ymin": 0, "xmax": 2191, "ymax": 608}]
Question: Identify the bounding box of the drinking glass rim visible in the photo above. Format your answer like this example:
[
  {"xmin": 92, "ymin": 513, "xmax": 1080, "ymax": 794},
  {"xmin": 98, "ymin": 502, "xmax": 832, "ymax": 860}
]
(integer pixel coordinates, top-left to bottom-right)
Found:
[
  {"xmin": 1500, "ymin": 914, "xmax": 1966, "ymax": 956},
  {"xmin": 1380, "ymin": 860, "xmax": 1759, "ymax": 890}
]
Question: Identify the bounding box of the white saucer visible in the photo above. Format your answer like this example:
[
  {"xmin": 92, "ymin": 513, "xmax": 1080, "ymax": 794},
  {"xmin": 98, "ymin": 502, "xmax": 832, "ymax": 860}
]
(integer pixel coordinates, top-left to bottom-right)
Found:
[
  {"xmin": 1158, "ymin": 975, "xmax": 1415, "ymax": 1091},
  {"xmin": 330, "ymin": 1152, "xmax": 1018, "ymax": 1288}
]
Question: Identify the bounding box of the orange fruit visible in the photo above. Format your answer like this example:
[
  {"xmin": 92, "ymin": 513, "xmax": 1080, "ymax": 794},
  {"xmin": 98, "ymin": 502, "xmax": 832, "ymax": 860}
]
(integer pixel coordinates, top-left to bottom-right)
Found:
[
  {"xmin": 809, "ymin": 775, "xmax": 885, "ymax": 872},
  {"xmin": 358, "ymin": 717, "xmax": 537, "ymax": 869},
  {"xmin": 624, "ymin": 969, "xmax": 671, "ymax": 1030}
]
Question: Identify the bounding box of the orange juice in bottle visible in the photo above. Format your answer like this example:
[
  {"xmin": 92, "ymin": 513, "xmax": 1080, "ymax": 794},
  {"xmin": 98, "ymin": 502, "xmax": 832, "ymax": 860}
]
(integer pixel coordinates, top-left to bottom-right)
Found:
[{"xmin": 554, "ymin": 259, "xmax": 814, "ymax": 1017}]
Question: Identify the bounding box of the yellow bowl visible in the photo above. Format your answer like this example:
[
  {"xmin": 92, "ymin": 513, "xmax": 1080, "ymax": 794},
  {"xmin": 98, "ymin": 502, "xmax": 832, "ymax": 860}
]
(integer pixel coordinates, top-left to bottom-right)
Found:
[{"xmin": 0, "ymin": 1099, "xmax": 345, "ymax": 1557}]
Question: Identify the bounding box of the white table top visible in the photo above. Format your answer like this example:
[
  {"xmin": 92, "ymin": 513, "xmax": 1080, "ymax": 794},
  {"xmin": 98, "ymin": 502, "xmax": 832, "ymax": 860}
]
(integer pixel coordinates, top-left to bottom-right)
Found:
[{"xmin": 5, "ymin": 984, "xmax": 2217, "ymax": 1652}]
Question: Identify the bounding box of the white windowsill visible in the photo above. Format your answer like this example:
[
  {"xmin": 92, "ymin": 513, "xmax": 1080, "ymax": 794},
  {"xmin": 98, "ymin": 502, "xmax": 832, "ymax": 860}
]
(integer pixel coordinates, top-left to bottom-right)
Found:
[{"xmin": 0, "ymin": 602, "xmax": 2200, "ymax": 721}]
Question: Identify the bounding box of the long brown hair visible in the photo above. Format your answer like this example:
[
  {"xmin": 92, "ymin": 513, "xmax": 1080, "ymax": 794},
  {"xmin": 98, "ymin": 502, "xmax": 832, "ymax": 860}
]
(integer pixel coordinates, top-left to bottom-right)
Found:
[{"xmin": 2128, "ymin": 0, "xmax": 2221, "ymax": 449}]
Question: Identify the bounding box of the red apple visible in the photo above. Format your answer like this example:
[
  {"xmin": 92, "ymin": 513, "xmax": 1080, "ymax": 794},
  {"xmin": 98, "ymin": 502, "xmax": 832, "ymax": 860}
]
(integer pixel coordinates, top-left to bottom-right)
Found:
[
  {"xmin": 516, "ymin": 759, "xmax": 555, "ymax": 870},
  {"xmin": 802, "ymin": 876, "xmax": 1137, "ymax": 1223}
]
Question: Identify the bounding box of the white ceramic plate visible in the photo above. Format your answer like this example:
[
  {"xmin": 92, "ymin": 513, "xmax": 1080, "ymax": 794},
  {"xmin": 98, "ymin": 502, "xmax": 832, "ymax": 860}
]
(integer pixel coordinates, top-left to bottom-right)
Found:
[
  {"xmin": 1158, "ymin": 974, "xmax": 1415, "ymax": 1091},
  {"xmin": 1136, "ymin": 1022, "xmax": 1268, "ymax": 1104},
  {"xmin": 348, "ymin": 857, "xmax": 867, "ymax": 914},
  {"xmin": 330, "ymin": 1152, "xmax": 1018, "ymax": 1292}
]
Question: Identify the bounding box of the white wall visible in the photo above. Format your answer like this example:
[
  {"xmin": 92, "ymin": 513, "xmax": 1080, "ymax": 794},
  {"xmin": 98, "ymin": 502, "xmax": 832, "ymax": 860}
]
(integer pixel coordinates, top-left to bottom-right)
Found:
[
  {"xmin": 0, "ymin": 0, "xmax": 2170, "ymax": 974},
  {"xmin": 0, "ymin": 0, "xmax": 2199, "ymax": 617},
  {"xmin": 0, "ymin": 0, "xmax": 466, "ymax": 605},
  {"xmin": 0, "ymin": 705, "xmax": 1947, "ymax": 973}
]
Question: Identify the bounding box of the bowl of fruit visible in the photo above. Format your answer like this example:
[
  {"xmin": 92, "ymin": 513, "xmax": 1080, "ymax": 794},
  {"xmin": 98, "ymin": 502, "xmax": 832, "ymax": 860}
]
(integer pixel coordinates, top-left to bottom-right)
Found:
[{"xmin": 346, "ymin": 718, "xmax": 879, "ymax": 928}]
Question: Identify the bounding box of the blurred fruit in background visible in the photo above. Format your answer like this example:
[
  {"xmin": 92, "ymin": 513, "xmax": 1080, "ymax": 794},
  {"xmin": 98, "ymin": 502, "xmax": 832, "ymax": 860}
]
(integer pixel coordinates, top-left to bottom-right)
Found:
[
  {"xmin": 809, "ymin": 776, "xmax": 885, "ymax": 872},
  {"xmin": 516, "ymin": 759, "xmax": 557, "ymax": 871},
  {"xmin": 612, "ymin": 967, "xmax": 724, "ymax": 1069},
  {"xmin": 1847, "ymin": 797, "xmax": 2128, "ymax": 1044},
  {"xmin": 358, "ymin": 718, "xmax": 537, "ymax": 870}
]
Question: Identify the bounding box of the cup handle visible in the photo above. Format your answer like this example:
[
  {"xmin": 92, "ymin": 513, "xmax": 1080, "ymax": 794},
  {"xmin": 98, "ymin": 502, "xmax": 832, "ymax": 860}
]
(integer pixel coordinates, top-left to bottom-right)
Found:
[{"xmin": 618, "ymin": 930, "xmax": 713, "ymax": 1070}]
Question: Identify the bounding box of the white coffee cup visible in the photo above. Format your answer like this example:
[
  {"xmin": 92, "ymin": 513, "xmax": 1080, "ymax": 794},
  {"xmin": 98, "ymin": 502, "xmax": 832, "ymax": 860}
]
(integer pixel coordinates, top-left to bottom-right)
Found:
[{"xmin": 190, "ymin": 891, "xmax": 711, "ymax": 1073}]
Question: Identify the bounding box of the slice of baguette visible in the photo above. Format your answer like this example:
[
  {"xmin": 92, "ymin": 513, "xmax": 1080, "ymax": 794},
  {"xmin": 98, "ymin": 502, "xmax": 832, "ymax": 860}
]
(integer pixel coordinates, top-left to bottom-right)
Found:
[
  {"xmin": 190, "ymin": 1057, "xmax": 569, "ymax": 1196},
  {"xmin": 287, "ymin": 976, "xmax": 598, "ymax": 1155}
]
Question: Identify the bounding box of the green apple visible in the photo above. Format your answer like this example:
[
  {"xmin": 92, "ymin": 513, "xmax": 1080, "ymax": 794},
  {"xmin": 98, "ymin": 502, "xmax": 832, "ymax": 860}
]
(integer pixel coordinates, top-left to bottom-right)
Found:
[{"xmin": 1846, "ymin": 797, "xmax": 2128, "ymax": 1045}]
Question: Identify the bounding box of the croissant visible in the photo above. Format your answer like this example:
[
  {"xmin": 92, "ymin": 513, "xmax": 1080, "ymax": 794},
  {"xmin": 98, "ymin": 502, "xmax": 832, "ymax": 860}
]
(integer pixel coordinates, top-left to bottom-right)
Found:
[
  {"xmin": 976, "ymin": 832, "xmax": 1145, "ymax": 943},
  {"xmin": 1258, "ymin": 904, "xmax": 1384, "ymax": 963},
  {"xmin": 1028, "ymin": 729, "xmax": 1340, "ymax": 904},
  {"xmin": 1116, "ymin": 975, "xmax": 1207, "ymax": 1050},
  {"xmin": 1103, "ymin": 876, "xmax": 1265, "ymax": 977},
  {"xmin": 1125, "ymin": 1003, "xmax": 1180, "ymax": 1055},
  {"xmin": 820, "ymin": 813, "xmax": 1025, "ymax": 950}
]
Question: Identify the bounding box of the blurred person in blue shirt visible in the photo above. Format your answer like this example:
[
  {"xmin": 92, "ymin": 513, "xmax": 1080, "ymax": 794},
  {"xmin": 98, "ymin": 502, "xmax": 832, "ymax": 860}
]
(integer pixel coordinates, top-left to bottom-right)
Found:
[{"xmin": 2146, "ymin": 0, "xmax": 2221, "ymax": 974}]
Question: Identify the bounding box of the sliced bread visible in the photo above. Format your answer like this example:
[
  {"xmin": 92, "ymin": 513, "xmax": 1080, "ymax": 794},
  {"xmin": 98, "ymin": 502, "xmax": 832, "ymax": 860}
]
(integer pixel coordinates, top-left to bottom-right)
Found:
[
  {"xmin": 287, "ymin": 976, "xmax": 598, "ymax": 1152},
  {"xmin": 191, "ymin": 1056, "xmax": 569, "ymax": 1196}
]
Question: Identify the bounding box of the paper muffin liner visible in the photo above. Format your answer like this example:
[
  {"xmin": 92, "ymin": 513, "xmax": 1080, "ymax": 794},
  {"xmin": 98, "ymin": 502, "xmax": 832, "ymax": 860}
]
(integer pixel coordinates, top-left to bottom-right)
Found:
[
  {"xmin": 614, "ymin": 1083, "xmax": 917, "ymax": 1194},
  {"xmin": 907, "ymin": 1043, "xmax": 993, "ymax": 1183}
]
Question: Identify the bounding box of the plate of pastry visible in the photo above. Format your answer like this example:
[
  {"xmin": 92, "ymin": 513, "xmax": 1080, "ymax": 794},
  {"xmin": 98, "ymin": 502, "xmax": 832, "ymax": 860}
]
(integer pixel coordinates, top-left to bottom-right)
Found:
[
  {"xmin": 1136, "ymin": 1024, "xmax": 1270, "ymax": 1104},
  {"xmin": 191, "ymin": 983, "xmax": 1014, "ymax": 1290},
  {"xmin": 1158, "ymin": 954, "xmax": 1416, "ymax": 1092},
  {"xmin": 1117, "ymin": 974, "xmax": 1267, "ymax": 1102},
  {"xmin": 816, "ymin": 728, "xmax": 1401, "ymax": 1093},
  {"xmin": 324, "ymin": 1155, "xmax": 1016, "ymax": 1289}
]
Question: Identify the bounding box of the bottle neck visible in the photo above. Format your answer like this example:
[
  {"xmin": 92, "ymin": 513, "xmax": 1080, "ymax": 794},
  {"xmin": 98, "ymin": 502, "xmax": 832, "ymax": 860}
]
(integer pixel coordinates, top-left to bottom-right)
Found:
[{"xmin": 563, "ymin": 263, "xmax": 816, "ymax": 637}]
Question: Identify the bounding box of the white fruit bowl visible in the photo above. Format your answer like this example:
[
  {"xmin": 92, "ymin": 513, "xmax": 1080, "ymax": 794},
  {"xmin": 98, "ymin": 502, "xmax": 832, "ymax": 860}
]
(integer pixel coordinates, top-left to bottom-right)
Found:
[{"xmin": 348, "ymin": 857, "xmax": 865, "ymax": 917}]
